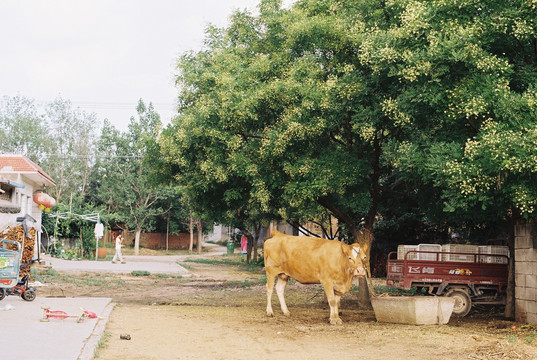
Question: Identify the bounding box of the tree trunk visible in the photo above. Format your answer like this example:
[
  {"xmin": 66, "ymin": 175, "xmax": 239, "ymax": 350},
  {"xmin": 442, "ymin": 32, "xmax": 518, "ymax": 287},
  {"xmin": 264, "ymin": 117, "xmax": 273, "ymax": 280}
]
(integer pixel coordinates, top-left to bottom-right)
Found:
[
  {"xmin": 196, "ymin": 219, "xmax": 202, "ymax": 254},
  {"xmin": 189, "ymin": 215, "xmax": 194, "ymax": 252},
  {"xmin": 247, "ymin": 234, "xmax": 253, "ymax": 263},
  {"xmin": 166, "ymin": 215, "xmax": 169, "ymax": 251},
  {"xmin": 253, "ymin": 225, "xmax": 260, "ymax": 262},
  {"xmin": 134, "ymin": 229, "xmax": 141, "ymax": 256},
  {"xmin": 356, "ymin": 228, "xmax": 374, "ymax": 309},
  {"xmin": 504, "ymin": 208, "xmax": 520, "ymax": 319}
]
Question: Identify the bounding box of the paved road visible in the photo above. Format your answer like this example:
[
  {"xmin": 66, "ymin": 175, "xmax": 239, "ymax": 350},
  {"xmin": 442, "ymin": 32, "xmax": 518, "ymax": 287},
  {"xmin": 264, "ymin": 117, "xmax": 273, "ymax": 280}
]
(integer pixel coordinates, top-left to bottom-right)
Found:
[
  {"xmin": 42, "ymin": 254, "xmax": 192, "ymax": 276},
  {"xmin": 41, "ymin": 243, "xmax": 227, "ymax": 276},
  {"xmin": 1, "ymin": 296, "xmax": 113, "ymax": 360},
  {"xmin": 2, "ymin": 244, "xmax": 228, "ymax": 359}
]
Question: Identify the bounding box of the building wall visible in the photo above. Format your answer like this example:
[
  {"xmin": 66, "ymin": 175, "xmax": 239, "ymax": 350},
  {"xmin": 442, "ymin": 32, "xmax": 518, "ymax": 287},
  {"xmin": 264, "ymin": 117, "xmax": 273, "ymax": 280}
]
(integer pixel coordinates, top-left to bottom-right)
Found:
[
  {"xmin": 0, "ymin": 174, "xmax": 45, "ymax": 260},
  {"xmin": 514, "ymin": 223, "xmax": 537, "ymax": 324},
  {"xmin": 206, "ymin": 224, "xmax": 239, "ymax": 243},
  {"xmin": 0, "ymin": 173, "xmax": 42, "ymax": 229}
]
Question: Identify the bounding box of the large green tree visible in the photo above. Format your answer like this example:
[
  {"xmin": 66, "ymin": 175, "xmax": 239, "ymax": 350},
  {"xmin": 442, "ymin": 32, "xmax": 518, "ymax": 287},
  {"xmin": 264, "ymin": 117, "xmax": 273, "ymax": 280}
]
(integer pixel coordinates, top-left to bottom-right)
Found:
[
  {"xmin": 381, "ymin": 0, "xmax": 537, "ymax": 317},
  {"xmin": 93, "ymin": 100, "xmax": 166, "ymax": 254},
  {"xmin": 163, "ymin": 0, "xmax": 536, "ymax": 310}
]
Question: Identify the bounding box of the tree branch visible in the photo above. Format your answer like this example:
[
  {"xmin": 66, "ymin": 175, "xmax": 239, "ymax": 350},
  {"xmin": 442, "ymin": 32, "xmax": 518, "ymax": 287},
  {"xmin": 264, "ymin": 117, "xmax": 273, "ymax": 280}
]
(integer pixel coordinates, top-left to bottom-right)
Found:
[{"xmin": 317, "ymin": 197, "xmax": 358, "ymax": 237}]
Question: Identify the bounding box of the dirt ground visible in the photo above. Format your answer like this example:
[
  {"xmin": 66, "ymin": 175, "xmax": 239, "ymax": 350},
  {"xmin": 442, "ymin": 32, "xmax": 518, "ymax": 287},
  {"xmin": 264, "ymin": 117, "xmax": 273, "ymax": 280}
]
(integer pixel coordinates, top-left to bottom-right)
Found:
[{"xmin": 34, "ymin": 252, "xmax": 537, "ymax": 360}]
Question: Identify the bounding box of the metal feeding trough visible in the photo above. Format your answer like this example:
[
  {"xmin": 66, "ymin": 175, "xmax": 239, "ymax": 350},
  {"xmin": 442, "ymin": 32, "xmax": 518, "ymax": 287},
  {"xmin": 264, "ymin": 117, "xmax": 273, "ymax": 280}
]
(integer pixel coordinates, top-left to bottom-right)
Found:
[{"xmin": 371, "ymin": 296, "xmax": 455, "ymax": 325}]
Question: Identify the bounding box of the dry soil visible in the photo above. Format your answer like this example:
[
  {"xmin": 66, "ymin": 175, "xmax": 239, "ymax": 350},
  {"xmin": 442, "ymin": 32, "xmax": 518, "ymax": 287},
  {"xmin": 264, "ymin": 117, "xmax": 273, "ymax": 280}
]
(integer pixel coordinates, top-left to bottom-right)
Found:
[{"xmin": 35, "ymin": 252, "xmax": 537, "ymax": 360}]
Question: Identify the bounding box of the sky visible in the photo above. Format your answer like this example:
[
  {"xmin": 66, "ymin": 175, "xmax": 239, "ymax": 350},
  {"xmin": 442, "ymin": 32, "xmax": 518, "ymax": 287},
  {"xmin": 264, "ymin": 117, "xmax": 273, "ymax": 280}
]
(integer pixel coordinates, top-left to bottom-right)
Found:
[{"xmin": 1, "ymin": 0, "xmax": 293, "ymax": 132}]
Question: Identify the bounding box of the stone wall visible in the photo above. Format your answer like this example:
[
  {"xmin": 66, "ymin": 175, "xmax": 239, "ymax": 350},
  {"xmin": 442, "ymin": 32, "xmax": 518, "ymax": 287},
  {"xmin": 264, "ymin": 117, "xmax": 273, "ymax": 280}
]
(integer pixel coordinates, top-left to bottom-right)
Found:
[{"xmin": 514, "ymin": 223, "xmax": 537, "ymax": 324}]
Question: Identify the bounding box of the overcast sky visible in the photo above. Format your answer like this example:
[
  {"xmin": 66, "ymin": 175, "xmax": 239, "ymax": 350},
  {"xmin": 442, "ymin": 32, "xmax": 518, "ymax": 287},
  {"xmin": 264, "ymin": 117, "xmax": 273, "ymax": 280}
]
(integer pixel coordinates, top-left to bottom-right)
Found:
[{"xmin": 1, "ymin": 0, "xmax": 293, "ymax": 131}]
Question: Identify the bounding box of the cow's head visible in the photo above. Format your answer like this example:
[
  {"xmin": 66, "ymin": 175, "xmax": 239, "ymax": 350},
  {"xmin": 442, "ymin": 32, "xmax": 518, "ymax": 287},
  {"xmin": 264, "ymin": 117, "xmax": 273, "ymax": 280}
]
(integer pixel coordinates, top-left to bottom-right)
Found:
[{"xmin": 347, "ymin": 244, "xmax": 367, "ymax": 276}]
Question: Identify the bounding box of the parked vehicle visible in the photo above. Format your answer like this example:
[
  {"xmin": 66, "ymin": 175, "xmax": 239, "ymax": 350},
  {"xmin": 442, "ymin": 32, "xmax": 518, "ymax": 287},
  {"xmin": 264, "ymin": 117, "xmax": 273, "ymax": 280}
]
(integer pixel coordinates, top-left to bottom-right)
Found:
[
  {"xmin": 0, "ymin": 238, "xmax": 22, "ymax": 289},
  {"xmin": 0, "ymin": 274, "xmax": 36, "ymax": 301},
  {"xmin": 0, "ymin": 238, "xmax": 37, "ymax": 301},
  {"xmin": 386, "ymin": 245, "xmax": 508, "ymax": 317}
]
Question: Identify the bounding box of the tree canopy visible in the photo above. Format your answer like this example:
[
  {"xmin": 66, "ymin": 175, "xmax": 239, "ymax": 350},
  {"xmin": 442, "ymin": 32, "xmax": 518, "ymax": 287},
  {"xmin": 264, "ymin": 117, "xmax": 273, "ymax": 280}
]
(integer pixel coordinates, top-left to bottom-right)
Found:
[{"xmin": 162, "ymin": 0, "xmax": 536, "ymax": 270}]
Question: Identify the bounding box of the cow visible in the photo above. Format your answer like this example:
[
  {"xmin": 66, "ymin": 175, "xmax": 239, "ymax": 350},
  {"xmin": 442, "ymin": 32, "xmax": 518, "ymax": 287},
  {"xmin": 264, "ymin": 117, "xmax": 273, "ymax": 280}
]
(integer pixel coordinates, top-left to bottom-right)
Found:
[{"xmin": 263, "ymin": 230, "xmax": 367, "ymax": 325}]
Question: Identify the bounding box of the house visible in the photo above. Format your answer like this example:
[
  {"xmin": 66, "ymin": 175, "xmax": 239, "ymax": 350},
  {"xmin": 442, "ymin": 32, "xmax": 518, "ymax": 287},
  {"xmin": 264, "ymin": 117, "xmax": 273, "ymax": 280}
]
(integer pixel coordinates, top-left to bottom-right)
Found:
[{"xmin": 0, "ymin": 154, "xmax": 56, "ymax": 262}]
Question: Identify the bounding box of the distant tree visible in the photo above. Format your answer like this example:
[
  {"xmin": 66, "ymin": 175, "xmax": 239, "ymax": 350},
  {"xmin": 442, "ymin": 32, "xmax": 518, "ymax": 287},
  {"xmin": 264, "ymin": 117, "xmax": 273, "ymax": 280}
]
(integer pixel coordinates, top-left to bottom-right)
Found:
[
  {"xmin": 42, "ymin": 97, "xmax": 98, "ymax": 204},
  {"xmin": 0, "ymin": 95, "xmax": 47, "ymax": 161},
  {"xmin": 93, "ymin": 100, "xmax": 165, "ymax": 255}
]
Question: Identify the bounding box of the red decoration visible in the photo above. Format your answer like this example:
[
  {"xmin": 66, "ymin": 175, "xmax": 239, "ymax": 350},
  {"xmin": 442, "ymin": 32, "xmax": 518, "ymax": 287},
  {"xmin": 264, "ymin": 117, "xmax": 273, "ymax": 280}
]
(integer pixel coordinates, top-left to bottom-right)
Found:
[{"xmin": 33, "ymin": 192, "xmax": 56, "ymax": 211}]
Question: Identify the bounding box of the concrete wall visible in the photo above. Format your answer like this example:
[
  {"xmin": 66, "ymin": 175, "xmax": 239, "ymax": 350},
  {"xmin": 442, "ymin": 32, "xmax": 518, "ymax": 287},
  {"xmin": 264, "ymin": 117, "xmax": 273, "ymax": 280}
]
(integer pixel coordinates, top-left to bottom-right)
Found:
[{"xmin": 515, "ymin": 223, "xmax": 537, "ymax": 324}]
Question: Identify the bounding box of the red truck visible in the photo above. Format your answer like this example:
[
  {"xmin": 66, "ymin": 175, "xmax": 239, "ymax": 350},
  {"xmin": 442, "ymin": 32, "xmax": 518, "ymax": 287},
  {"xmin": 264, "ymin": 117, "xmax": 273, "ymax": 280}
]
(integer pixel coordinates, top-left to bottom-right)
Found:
[{"xmin": 386, "ymin": 246, "xmax": 509, "ymax": 316}]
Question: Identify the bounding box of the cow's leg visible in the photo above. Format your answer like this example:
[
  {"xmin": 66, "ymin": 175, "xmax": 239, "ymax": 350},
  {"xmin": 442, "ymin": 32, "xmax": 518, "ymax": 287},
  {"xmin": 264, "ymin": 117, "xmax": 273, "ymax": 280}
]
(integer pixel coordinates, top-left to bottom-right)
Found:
[
  {"xmin": 275, "ymin": 274, "xmax": 290, "ymax": 316},
  {"xmin": 335, "ymin": 294, "xmax": 341, "ymax": 320},
  {"xmin": 322, "ymin": 282, "xmax": 342, "ymax": 325},
  {"xmin": 265, "ymin": 270, "xmax": 276, "ymax": 317}
]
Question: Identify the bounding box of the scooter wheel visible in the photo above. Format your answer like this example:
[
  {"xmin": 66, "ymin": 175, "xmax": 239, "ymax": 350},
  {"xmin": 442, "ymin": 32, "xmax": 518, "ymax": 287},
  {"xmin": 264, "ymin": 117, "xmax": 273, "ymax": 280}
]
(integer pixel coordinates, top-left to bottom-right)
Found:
[
  {"xmin": 22, "ymin": 289, "xmax": 36, "ymax": 301},
  {"xmin": 0, "ymin": 288, "xmax": 5, "ymax": 300}
]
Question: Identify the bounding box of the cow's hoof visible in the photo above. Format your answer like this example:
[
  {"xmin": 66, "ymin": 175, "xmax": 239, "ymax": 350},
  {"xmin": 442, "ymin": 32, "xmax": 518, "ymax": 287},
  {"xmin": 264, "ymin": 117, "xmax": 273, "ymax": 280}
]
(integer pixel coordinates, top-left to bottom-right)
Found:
[
  {"xmin": 283, "ymin": 311, "xmax": 291, "ymax": 317},
  {"xmin": 329, "ymin": 318, "xmax": 343, "ymax": 325},
  {"xmin": 266, "ymin": 311, "xmax": 274, "ymax": 317}
]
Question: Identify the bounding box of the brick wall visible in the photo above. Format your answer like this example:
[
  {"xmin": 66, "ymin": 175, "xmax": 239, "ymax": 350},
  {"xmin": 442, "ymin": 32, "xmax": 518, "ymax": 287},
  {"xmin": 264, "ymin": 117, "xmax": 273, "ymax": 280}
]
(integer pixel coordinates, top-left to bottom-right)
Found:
[
  {"xmin": 515, "ymin": 223, "xmax": 537, "ymax": 324},
  {"xmin": 139, "ymin": 232, "xmax": 194, "ymax": 250}
]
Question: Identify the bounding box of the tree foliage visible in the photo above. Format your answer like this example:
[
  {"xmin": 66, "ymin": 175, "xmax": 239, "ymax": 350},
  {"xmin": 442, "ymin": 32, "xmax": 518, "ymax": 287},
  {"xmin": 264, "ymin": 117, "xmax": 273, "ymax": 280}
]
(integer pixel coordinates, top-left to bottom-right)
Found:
[{"xmin": 163, "ymin": 0, "xmax": 536, "ymax": 270}]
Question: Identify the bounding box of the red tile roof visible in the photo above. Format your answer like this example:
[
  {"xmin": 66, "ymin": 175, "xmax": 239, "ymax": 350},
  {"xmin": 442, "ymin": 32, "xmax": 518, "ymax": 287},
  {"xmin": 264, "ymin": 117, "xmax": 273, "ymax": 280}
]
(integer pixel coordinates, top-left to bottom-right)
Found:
[{"xmin": 0, "ymin": 154, "xmax": 56, "ymax": 186}]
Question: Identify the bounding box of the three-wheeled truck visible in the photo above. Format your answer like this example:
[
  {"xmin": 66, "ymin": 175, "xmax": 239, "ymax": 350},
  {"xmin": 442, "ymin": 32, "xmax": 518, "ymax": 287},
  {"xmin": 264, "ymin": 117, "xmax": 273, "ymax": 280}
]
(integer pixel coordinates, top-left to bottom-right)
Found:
[{"xmin": 386, "ymin": 245, "xmax": 509, "ymax": 316}]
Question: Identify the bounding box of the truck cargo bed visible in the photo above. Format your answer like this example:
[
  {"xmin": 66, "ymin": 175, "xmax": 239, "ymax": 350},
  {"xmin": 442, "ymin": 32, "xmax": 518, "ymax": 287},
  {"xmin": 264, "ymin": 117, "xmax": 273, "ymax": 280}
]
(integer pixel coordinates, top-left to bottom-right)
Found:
[{"xmin": 386, "ymin": 250, "xmax": 508, "ymax": 291}]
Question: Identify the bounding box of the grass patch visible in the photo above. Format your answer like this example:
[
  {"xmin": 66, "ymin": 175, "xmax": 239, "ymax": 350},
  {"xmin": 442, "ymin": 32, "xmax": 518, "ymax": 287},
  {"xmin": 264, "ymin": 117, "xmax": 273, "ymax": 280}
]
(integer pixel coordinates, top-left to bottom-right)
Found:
[
  {"xmin": 31, "ymin": 268, "xmax": 125, "ymax": 287},
  {"xmin": 218, "ymin": 277, "xmax": 267, "ymax": 290},
  {"xmin": 182, "ymin": 256, "xmax": 264, "ymax": 273},
  {"xmin": 152, "ymin": 273, "xmax": 183, "ymax": 279},
  {"xmin": 183, "ymin": 258, "xmax": 236, "ymax": 265},
  {"xmin": 94, "ymin": 331, "xmax": 111, "ymax": 358},
  {"xmin": 348, "ymin": 283, "xmax": 418, "ymax": 296},
  {"xmin": 131, "ymin": 270, "xmax": 151, "ymax": 276},
  {"xmin": 177, "ymin": 262, "xmax": 194, "ymax": 271},
  {"xmin": 525, "ymin": 331, "xmax": 536, "ymax": 344},
  {"xmin": 372, "ymin": 285, "xmax": 418, "ymax": 295}
]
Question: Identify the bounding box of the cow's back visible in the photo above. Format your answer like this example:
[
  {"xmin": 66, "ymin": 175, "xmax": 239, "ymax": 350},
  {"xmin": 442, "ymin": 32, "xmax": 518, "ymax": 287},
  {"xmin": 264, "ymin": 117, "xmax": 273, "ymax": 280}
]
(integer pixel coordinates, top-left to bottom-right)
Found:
[{"xmin": 264, "ymin": 232, "xmax": 347, "ymax": 284}]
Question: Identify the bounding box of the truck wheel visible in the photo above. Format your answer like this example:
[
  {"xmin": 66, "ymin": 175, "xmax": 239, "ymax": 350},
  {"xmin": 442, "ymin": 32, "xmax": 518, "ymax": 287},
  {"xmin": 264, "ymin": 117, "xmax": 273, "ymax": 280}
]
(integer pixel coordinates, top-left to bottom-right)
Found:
[
  {"xmin": 447, "ymin": 289, "xmax": 471, "ymax": 317},
  {"xmin": 0, "ymin": 288, "xmax": 5, "ymax": 300}
]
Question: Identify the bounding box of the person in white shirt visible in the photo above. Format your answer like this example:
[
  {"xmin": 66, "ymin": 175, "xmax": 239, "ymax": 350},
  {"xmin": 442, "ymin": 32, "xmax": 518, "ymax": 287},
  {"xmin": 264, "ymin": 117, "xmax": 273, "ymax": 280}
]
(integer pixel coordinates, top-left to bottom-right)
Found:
[{"xmin": 112, "ymin": 232, "xmax": 126, "ymax": 264}]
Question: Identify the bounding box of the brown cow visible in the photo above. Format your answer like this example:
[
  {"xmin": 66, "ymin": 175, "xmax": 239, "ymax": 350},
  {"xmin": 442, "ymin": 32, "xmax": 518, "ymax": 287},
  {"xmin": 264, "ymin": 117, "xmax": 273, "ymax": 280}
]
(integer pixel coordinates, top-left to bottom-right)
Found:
[{"xmin": 264, "ymin": 231, "xmax": 367, "ymax": 325}]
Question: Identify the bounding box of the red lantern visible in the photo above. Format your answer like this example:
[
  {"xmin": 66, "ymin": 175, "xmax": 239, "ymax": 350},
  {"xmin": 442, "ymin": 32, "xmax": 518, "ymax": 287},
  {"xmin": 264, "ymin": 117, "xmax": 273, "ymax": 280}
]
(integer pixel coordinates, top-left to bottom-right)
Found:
[{"xmin": 33, "ymin": 192, "xmax": 57, "ymax": 211}]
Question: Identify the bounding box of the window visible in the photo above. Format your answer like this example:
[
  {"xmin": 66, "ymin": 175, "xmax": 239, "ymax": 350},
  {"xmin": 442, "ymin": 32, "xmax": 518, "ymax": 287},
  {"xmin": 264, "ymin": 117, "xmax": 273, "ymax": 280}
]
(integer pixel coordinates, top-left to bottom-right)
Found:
[{"xmin": 0, "ymin": 182, "xmax": 14, "ymax": 202}]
